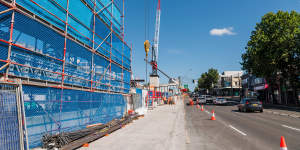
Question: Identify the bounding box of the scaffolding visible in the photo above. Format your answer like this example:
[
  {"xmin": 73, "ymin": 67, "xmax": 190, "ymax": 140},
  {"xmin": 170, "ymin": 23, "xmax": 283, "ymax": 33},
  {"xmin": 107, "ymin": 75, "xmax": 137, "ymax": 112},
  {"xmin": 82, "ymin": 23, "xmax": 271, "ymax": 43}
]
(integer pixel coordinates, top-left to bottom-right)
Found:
[{"xmin": 0, "ymin": 0, "xmax": 131, "ymax": 148}]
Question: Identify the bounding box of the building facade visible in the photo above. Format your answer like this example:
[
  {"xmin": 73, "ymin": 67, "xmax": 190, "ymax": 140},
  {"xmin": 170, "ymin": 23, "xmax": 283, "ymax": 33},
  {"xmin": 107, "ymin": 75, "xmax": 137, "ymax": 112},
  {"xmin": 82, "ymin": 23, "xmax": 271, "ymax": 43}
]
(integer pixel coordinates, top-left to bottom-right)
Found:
[
  {"xmin": 214, "ymin": 71, "xmax": 243, "ymax": 96},
  {"xmin": 0, "ymin": 0, "xmax": 131, "ymax": 148}
]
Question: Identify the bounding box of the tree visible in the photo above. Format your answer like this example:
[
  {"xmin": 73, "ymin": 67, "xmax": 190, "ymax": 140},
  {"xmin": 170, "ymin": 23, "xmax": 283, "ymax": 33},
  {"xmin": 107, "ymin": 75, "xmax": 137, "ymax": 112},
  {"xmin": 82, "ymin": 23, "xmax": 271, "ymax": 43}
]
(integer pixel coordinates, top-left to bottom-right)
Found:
[
  {"xmin": 197, "ymin": 68, "xmax": 219, "ymax": 94},
  {"xmin": 194, "ymin": 87, "xmax": 199, "ymax": 92},
  {"xmin": 241, "ymin": 11, "xmax": 300, "ymax": 104}
]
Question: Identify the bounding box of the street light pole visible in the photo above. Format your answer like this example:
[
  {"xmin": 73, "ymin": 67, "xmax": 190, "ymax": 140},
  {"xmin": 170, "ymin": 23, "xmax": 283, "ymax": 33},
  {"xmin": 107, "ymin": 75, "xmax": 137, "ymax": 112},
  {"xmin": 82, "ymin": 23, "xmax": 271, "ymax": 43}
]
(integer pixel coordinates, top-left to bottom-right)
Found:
[{"xmin": 231, "ymin": 75, "xmax": 233, "ymax": 98}]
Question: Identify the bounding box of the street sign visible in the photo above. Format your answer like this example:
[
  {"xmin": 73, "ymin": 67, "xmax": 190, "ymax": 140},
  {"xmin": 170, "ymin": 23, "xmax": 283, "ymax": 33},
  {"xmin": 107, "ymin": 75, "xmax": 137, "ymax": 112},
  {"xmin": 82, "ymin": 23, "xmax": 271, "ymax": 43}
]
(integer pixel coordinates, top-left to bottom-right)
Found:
[{"xmin": 184, "ymin": 84, "xmax": 188, "ymax": 89}]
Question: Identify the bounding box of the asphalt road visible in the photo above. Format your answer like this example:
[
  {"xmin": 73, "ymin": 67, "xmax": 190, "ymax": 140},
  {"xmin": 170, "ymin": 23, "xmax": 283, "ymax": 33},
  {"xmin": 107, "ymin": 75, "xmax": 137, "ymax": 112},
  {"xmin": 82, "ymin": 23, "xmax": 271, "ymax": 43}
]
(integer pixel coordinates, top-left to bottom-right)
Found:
[{"xmin": 184, "ymin": 97, "xmax": 300, "ymax": 150}]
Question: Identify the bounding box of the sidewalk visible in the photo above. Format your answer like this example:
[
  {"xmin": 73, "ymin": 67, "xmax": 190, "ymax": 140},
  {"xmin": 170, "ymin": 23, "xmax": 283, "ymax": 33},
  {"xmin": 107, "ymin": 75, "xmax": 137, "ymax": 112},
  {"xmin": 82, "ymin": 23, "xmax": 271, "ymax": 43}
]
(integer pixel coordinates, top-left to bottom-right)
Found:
[
  {"xmin": 264, "ymin": 108, "xmax": 300, "ymax": 119},
  {"xmin": 79, "ymin": 97, "xmax": 186, "ymax": 150},
  {"xmin": 262, "ymin": 104, "xmax": 300, "ymax": 119}
]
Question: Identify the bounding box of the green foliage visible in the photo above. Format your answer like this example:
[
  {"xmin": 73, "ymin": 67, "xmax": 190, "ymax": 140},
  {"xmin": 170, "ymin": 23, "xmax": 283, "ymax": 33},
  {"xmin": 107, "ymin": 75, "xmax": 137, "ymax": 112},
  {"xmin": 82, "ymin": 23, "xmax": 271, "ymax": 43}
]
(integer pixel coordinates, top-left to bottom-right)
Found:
[
  {"xmin": 197, "ymin": 68, "xmax": 219, "ymax": 90},
  {"xmin": 194, "ymin": 87, "xmax": 199, "ymax": 92},
  {"xmin": 241, "ymin": 11, "xmax": 300, "ymax": 85}
]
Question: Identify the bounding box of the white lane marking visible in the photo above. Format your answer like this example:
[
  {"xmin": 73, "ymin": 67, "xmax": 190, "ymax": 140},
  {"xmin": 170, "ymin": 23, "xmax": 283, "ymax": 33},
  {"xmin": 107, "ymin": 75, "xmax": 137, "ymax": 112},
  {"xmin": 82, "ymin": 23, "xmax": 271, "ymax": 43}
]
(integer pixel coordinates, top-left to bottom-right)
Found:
[
  {"xmin": 185, "ymin": 129, "xmax": 191, "ymax": 144},
  {"xmin": 282, "ymin": 124, "xmax": 300, "ymax": 132},
  {"xmin": 229, "ymin": 125, "xmax": 247, "ymax": 136}
]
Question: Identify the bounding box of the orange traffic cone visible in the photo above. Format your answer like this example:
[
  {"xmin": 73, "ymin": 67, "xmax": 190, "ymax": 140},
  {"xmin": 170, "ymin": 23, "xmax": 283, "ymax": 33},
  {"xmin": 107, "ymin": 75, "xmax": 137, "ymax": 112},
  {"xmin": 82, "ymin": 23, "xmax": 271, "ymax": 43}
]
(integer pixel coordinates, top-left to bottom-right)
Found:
[
  {"xmin": 82, "ymin": 143, "xmax": 89, "ymax": 147},
  {"xmin": 196, "ymin": 105, "xmax": 200, "ymax": 109},
  {"xmin": 211, "ymin": 110, "xmax": 216, "ymax": 120},
  {"xmin": 189, "ymin": 99, "xmax": 194, "ymax": 106},
  {"xmin": 280, "ymin": 136, "xmax": 288, "ymax": 150},
  {"xmin": 201, "ymin": 105, "xmax": 204, "ymax": 111}
]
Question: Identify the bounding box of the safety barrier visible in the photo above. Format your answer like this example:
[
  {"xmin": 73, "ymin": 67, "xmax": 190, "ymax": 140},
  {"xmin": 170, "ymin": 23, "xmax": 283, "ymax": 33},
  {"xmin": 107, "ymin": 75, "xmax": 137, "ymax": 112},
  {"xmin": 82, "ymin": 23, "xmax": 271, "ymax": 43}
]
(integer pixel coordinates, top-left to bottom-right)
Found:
[
  {"xmin": 0, "ymin": 81, "xmax": 28, "ymax": 150},
  {"xmin": 22, "ymin": 85, "xmax": 126, "ymax": 148}
]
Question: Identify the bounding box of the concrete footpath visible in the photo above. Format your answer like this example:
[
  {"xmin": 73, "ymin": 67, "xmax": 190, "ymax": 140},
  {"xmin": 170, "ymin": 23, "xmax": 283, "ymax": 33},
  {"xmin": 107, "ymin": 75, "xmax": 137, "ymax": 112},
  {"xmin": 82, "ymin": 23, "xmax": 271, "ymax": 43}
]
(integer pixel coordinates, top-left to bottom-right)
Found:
[{"xmin": 79, "ymin": 97, "xmax": 186, "ymax": 150}]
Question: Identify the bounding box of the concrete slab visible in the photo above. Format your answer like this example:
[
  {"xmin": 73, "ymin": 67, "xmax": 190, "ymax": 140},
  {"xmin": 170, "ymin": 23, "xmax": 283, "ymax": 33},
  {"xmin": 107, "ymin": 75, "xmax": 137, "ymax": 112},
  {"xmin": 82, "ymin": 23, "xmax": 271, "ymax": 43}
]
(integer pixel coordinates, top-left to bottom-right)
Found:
[{"xmin": 79, "ymin": 96, "xmax": 186, "ymax": 150}]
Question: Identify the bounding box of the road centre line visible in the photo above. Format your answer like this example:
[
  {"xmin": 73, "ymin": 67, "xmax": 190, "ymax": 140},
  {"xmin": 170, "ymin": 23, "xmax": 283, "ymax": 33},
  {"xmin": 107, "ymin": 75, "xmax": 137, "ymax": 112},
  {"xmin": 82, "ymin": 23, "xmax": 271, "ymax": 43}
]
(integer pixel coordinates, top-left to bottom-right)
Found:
[
  {"xmin": 229, "ymin": 125, "xmax": 247, "ymax": 136},
  {"xmin": 282, "ymin": 124, "xmax": 300, "ymax": 132}
]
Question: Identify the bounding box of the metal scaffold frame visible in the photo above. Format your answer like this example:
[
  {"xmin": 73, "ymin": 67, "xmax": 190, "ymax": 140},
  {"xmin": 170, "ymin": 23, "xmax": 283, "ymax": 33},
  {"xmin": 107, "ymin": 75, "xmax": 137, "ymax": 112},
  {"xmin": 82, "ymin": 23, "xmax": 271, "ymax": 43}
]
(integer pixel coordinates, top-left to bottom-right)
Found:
[
  {"xmin": 0, "ymin": 0, "xmax": 131, "ymax": 94},
  {"xmin": 0, "ymin": 0, "xmax": 131, "ymax": 148}
]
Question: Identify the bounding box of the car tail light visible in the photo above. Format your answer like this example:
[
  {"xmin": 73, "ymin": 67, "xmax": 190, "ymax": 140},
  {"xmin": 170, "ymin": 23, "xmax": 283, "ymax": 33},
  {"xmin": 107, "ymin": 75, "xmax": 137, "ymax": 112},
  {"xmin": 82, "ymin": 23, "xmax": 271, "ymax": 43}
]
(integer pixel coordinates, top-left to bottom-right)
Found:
[
  {"xmin": 260, "ymin": 101, "xmax": 262, "ymax": 104},
  {"xmin": 246, "ymin": 101, "xmax": 249, "ymax": 105}
]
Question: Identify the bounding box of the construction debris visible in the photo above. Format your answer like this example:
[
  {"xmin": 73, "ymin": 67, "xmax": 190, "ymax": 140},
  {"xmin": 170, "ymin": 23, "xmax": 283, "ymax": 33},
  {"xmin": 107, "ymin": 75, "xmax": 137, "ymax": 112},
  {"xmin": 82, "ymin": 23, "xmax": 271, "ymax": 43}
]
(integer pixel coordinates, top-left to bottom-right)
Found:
[{"xmin": 42, "ymin": 114, "xmax": 140, "ymax": 150}]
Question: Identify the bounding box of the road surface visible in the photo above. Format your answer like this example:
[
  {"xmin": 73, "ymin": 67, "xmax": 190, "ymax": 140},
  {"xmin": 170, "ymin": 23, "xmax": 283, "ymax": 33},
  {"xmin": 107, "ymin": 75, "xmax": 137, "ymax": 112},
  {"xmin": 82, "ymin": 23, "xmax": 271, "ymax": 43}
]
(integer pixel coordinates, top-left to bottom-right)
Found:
[{"xmin": 184, "ymin": 97, "xmax": 300, "ymax": 150}]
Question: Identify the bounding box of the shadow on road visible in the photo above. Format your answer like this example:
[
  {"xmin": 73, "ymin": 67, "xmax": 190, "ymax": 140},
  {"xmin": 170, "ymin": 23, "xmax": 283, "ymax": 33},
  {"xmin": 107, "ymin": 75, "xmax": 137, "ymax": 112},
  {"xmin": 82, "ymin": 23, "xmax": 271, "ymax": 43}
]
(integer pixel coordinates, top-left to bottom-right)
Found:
[
  {"xmin": 231, "ymin": 109, "xmax": 263, "ymax": 114},
  {"xmin": 263, "ymin": 104, "xmax": 300, "ymax": 113}
]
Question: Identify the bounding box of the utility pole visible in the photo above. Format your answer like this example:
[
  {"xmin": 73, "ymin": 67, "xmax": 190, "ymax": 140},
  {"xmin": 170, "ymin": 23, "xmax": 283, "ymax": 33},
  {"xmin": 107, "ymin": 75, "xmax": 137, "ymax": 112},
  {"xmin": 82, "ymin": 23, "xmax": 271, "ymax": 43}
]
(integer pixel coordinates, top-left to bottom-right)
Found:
[
  {"xmin": 239, "ymin": 73, "xmax": 241, "ymax": 101},
  {"xmin": 231, "ymin": 75, "xmax": 233, "ymax": 97}
]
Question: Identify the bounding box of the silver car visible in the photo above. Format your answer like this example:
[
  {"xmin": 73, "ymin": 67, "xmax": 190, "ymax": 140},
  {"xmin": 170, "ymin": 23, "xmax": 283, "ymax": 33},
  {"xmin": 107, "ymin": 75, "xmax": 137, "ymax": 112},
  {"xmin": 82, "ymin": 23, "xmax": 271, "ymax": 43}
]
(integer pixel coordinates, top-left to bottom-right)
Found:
[{"xmin": 214, "ymin": 97, "xmax": 227, "ymax": 105}]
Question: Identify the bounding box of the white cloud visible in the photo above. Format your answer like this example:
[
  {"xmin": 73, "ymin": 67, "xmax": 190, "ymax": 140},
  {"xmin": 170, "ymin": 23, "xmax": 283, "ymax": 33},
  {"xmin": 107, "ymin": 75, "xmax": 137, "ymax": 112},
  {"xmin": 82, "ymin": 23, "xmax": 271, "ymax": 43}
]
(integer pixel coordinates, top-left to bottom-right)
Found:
[{"xmin": 209, "ymin": 27, "xmax": 236, "ymax": 36}]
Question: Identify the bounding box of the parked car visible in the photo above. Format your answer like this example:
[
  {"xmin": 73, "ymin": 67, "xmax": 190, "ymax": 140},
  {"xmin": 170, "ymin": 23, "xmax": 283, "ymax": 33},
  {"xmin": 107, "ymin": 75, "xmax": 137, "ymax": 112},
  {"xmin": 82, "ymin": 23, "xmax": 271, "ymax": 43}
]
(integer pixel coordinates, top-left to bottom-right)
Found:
[
  {"xmin": 237, "ymin": 98, "xmax": 263, "ymax": 112},
  {"xmin": 198, "ymin": 97, "xmax": 206, "ymax": 104},
  {"xmin": 200, "ymin": 95, "xmax": 215, "ymax": 104},
  {"xmin": 214, "ymin": 97, "xmax": 227, "ymax": 105},
  {"xmin": 192, "ymin": 94, "xmax": 199, "ymax": 101}
]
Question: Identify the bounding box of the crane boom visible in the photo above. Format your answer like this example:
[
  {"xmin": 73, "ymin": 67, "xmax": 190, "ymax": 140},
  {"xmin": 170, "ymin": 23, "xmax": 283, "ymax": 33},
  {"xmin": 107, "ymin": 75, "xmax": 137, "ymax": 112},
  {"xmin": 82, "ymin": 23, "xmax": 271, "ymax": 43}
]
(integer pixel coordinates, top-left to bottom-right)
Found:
[
  {"xmin": 150, "ymin": 0, "xmax": 161, "ymax": 76},
  {"xmin": 153, "ymin": 0, "xmax": 161, "ymax": 62}
]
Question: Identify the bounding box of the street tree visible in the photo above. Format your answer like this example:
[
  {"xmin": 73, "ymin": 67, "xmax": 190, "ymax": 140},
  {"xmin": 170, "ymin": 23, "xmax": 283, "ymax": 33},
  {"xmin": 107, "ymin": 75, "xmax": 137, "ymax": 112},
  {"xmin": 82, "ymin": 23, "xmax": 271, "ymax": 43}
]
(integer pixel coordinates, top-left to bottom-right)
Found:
[
  {"xmin": 241, "ymin": 10, "xmax": 300, "ymax": 104},
  {"xmin": 197, "ymin": 68, "xmax": 219, "ymax": 94}
]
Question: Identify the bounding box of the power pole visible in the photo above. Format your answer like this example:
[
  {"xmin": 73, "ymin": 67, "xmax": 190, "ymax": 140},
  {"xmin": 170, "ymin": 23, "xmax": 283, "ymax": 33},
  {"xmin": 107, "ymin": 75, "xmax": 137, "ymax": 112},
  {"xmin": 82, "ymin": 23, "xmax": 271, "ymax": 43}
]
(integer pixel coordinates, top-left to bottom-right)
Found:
[{"xmin": 231, "ymin": 75, "xmax": 233, "ymax": 97}]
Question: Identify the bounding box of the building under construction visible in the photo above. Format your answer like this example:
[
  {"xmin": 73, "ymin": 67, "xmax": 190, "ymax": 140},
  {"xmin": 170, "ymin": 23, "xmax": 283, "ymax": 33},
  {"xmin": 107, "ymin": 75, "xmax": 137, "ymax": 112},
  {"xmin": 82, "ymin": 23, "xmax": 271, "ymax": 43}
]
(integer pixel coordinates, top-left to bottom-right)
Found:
[{"xmin": 0, "ymin": 0, "xmax": 131, "ymax": 149}]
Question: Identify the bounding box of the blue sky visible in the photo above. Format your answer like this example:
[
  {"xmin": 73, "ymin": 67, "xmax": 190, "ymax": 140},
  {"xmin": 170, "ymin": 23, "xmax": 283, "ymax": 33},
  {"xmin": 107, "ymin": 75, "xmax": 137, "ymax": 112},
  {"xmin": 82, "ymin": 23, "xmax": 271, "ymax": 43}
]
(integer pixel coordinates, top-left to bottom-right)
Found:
[{"xmin": 124, "ymin": 0, "xmax": 300, "ymax": 89}]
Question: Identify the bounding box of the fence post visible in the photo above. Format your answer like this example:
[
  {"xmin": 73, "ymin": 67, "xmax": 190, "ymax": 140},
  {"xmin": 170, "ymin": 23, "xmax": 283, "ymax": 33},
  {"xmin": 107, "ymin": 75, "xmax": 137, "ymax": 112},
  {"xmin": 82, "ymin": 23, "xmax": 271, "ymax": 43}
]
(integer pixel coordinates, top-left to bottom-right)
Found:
[
  {"xmin": 16, "ymin": 83, "xmax": 25, "ymax": 150},
  {"xmin": 18, "ymin": 80, "xmax": 29, "ymax": 150}
]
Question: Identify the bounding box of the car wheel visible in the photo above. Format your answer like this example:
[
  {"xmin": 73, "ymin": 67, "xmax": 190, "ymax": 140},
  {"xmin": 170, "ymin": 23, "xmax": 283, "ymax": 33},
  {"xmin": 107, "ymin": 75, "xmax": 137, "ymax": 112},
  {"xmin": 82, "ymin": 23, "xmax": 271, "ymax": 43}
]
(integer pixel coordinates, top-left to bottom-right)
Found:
[
  {"xmin": 260, "ymin": 109, "xmax": 263, "ymax": 113},
  {"xmin": 238, "ymin": 108, "xmax": 241, "ymax": 112}
]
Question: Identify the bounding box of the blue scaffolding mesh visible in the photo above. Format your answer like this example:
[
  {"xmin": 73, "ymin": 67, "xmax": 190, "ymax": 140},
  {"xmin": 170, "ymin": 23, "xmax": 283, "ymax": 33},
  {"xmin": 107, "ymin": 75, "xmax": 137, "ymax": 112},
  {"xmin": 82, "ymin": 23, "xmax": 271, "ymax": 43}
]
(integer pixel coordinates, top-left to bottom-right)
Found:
[
  {"xmin": 0, "ymin": 4, "xmax": 11, "ymax": 41},
  {"xmin": 16, "ymin": 0, "xmax": 66, "ymax": 30},
  {"xmin": 0, "ymin": 1, "xmax": 131, "ymax": 148},
  {"xmin": 64, "ymin": 39, "xmax": 92, "ymax": 87},
  {"xmin": 5, "ymin": 5, "xmax": 130, "ymax": 92},
  {"xmin": 23, "ymin": 85, "xmax": 126, "ymax": 148}
]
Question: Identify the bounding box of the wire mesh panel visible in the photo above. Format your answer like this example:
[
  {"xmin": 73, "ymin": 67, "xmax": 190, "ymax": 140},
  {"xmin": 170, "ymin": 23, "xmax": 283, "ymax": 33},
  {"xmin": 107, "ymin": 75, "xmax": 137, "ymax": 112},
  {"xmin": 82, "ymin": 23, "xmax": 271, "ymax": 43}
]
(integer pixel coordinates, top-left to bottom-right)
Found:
[
  {"xmin": 23, "ymin": 85, "xmax": 126, "ymax": 148},
  {"xmin": 0, "ymin": 84, "xmax": 21, "ymax": 150},
  {"xmin": 132, "ymin": 88, "xmax": 142, "ymax": 110}
]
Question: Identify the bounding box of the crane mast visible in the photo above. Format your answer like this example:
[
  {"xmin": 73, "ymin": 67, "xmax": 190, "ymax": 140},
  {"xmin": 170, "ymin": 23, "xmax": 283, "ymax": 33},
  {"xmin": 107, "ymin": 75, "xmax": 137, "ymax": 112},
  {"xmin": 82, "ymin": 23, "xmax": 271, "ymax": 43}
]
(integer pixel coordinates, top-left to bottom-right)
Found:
[{"xmin": 151, "ymin": 0, "xmax": 161, "ymax": 76}]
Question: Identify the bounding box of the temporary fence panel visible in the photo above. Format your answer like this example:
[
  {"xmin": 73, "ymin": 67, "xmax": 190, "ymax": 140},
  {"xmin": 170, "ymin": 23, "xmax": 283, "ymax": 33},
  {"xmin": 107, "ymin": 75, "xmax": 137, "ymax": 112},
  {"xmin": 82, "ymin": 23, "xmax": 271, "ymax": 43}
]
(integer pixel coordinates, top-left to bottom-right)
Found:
[
  {"xmin": 132, "ymin": 88, "xmax": 145, "ymax": 114},
  {"xmin": 23, "ymin": 85, "xmax": 126, "ymax": 148},
  {"xmin": 0, "ymin": 83, "xmax": 26, "ymax": 150}
]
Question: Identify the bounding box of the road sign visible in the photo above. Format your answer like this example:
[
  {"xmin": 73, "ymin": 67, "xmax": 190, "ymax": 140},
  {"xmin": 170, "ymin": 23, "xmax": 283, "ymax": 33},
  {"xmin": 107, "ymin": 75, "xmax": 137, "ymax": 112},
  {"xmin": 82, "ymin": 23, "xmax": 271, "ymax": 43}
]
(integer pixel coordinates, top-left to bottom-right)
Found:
[{"xmin": 184, "ymin": 84, "xmax": 188, "ymax": 89}]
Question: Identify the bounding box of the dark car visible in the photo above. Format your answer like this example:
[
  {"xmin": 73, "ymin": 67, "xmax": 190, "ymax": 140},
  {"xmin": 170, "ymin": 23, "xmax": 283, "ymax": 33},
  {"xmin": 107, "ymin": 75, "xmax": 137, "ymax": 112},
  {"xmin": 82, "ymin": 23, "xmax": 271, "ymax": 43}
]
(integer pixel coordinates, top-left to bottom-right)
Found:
[{"xmin": 238, "ymin": 98, "xmax": 263, "ymax": 112}]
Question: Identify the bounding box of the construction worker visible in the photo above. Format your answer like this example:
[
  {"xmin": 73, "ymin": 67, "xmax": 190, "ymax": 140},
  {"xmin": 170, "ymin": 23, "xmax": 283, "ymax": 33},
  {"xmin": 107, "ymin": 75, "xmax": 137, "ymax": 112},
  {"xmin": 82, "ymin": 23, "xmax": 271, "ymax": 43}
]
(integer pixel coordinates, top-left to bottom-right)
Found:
[{"xmin": 163, "ymin": 96, "xmax": 167, "ymax": 104}]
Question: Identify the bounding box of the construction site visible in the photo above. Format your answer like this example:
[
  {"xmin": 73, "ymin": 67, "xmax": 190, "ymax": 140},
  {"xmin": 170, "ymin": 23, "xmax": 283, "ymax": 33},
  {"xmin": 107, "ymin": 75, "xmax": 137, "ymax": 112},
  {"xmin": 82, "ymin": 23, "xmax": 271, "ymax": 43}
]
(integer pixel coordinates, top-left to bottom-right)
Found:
[
  {"xmin": 0, "ymin": 0, "xmax": 182, "ymax": 149},
  {"xmin": 2, "ymin": 0, "xmax": 300, "ymax": 150}
]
